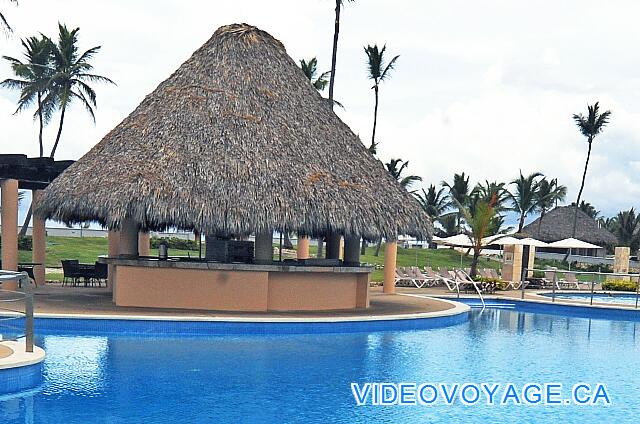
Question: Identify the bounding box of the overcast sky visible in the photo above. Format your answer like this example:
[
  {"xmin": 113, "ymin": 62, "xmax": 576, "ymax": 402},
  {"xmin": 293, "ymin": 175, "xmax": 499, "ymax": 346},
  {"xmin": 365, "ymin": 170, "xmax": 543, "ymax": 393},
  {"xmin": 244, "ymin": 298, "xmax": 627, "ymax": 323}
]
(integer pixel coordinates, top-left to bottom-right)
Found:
[{"xmin": 1, "ymin": 0, "xmax": 639, "ymax": 227}]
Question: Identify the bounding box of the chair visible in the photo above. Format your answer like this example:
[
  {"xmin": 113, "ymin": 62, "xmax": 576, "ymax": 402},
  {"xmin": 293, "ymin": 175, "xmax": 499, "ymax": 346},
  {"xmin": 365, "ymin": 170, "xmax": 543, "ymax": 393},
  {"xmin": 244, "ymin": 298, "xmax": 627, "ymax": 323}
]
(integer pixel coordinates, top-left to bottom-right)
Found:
[
  {"xmin": 543, "ymin": 271, "xmax": 561, "ymax": 289},
  {"xmin": 395, "ymin": 268, "xmax": 414, "ymax": 287},
  {"xmin": 405, "ymin": 267, "xmax": 434, "ymax": 288},
  {"xmin": 61, "ymin": 260, "xmax": 81, "ymax": 287},
  {"xmin": 93, "ymin": 262, "xmax": 108, "ymax": 287},
  {"xmin": 17, "ymin": 265, "xmax": 36, "ymax": 287},
  {"xmin": 480, "ymin": 269, "xmax": 494, "ymax": 279},
  {"xmin": 423, "ymin": 267, "xmax": 442, "ymax": 287},
  {"xmin": 435, "ymin": 267, "xmax": 461, "ymax": 292},
  {"xmin": 506, "ymin": 279, "xmax": 529, "ymax": 290},
  {"xmin": 560, "ymin": 273, "xmax": 580, "ymax": 290}
]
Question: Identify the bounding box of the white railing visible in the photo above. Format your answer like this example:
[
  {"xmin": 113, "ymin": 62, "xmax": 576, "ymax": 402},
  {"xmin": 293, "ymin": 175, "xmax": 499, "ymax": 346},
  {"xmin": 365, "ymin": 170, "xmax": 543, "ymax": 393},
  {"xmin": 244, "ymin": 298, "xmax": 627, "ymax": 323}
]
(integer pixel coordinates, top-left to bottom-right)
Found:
[
  {"xmin": 521, "ymin": 268, "xmax": 640, "ymax": 308},
  {"xmin": 0, "ymin": 271, "xmax": 34, "ymax": 352}
]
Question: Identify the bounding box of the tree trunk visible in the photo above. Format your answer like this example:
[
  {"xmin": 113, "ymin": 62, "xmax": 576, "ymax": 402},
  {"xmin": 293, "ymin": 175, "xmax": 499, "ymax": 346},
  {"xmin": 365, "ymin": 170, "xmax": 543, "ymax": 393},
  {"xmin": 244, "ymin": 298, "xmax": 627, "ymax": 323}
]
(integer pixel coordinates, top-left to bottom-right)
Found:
[
  {"xmin": 283, "ymin": 233, "xmax": 294, "ymax": 250},
  {"xmin": 49, "ymin": 105, "xmax": 66, "ymax": 158},
  {"xmin": 19, "ymin": 92, "xmax": 46, "ymax": 237},
  {"xmin": 374, "ymin": 238, "xmax": 382, "ymax": 256},
  {"xmin": 565, "ymin": 139, "xmax": 593, "ymax": 262},
  {"xmin": 370, "ymin": 85, "xmax": 379, "ymax": 153},
  {"xmin": 316, "ymin": 237, "xmax": 324, "ymax": 258},
  {"xmin": 537, "ymin": 209, "xmax": 546, "ymax": 235},
  {"xmin": 470, "ymin": 250, "xmax": 480, "ymax": 279},
  {"xmin": 518, "ymin": 212, "xmax": 526, "ymax": 232},
  {"xmin": 360, "ymin": 238, "xmax": 367, "ymax": 255},
  {"xmin": 18, "ymin": 204, "xmax": 32, "ymax": 237},
  {"xmin": 328, "ymin": 0, "xmax": 341, "ymax": 104},
  {"xmin": 572, "ymin": 139, "xmax": 593, "ymax": 238},
  {"xmin": 37, "ymin": 92, "xmax": 44, "ymax": 157}
]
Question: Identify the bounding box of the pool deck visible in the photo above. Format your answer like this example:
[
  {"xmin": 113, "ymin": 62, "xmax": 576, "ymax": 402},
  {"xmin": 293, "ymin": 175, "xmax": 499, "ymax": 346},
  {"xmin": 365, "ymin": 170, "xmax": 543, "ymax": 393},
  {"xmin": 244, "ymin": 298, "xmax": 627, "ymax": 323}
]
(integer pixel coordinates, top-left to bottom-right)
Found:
[
  {"xmin": 394, "ymin": 286, "xmax": 640, "ymax": 310},
  {"xmin": 0, "ymin": 345, "xmax": 12, "ymax": 359},
  {"xmin": 2, "ymin": 284, "xmax": 458, "ymax": 319}
]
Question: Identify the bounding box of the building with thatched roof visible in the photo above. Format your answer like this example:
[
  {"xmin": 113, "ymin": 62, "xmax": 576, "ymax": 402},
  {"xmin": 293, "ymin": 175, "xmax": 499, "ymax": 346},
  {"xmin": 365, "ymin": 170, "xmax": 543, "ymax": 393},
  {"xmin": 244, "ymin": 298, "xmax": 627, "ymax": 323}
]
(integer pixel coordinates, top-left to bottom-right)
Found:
[
  {"xmin": 522, "ymin": 205, "xmax": 617, "ymax": 252},
  {"xmin": 35, "ymin": 24, "xmax": 431, "ymax": 312}
]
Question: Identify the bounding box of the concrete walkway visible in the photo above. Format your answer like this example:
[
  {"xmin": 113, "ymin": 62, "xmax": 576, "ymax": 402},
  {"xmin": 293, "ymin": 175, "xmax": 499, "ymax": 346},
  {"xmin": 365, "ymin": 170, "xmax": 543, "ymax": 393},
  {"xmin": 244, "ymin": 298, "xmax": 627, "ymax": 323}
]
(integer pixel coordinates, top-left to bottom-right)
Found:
[{"xmin": 0, "ymin": 284, "xmax": 455, "ymax": 319}]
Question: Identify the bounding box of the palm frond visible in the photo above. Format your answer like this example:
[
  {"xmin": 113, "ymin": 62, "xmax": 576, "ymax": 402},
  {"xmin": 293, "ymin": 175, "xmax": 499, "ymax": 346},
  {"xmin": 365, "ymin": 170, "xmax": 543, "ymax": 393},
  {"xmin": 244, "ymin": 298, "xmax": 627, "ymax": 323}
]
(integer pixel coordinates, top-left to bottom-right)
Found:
[{"xmin": 380, "ymin": 55, "xmax": 399, "ymax": 81}]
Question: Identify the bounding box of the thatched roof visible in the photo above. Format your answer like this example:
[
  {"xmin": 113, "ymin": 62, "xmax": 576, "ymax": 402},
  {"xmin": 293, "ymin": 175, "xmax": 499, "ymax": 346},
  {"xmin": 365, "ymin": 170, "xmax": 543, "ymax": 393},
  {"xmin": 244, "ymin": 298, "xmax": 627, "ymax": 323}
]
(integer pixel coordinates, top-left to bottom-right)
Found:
[
  {"xmin": 521, "ymin": 206, "xmax": 617, "ymax": 246},
  {"xmin": 35, "ymin": 24, "xmax": 431, "ymax": 240}
]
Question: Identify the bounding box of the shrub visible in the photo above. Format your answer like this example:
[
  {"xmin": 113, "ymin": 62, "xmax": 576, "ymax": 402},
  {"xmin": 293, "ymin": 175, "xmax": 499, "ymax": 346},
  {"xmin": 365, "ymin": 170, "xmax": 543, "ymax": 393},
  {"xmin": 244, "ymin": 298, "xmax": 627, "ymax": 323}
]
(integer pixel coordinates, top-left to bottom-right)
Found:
[
  {"xmin": 0, "ymin": 235, "xmax": 32, "ymax": 251},
  {"xmin": 602, "ymin": 279, "xmax": 638, "ymax": 292},
  {"xmin": 150, "ymin": 237, "xmax": 198, "ymax": 251},
  {"xmin": 474, "ymin": 276, "xmax": 507, "ymax": 290}
]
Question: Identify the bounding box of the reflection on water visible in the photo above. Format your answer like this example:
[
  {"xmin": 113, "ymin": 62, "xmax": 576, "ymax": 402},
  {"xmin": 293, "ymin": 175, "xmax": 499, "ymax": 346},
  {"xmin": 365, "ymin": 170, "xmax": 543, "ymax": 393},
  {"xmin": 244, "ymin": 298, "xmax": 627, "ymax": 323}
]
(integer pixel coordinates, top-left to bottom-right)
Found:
[{"xmin": 42, "ymin": 336, "xmax": 108, "ymax": 396}]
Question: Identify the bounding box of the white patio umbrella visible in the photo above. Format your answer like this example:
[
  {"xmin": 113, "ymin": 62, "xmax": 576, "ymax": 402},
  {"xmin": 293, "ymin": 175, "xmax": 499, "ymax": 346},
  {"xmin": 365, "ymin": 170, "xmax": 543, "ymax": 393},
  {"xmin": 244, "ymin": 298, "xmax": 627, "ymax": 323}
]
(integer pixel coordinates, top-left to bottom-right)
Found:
[
  {"xmin": 547, "ymin": 238, "xmax": 602, "ymax": 271},
  {"xmin": 482, "ymin": 235, "xmax": 522, "ymax": 246},
  {"xmin": 434, "ymin": 234, "xmax": 474, "ymax": 247},
  {"xmin": 547, "ymin": 238, "xmax": 601, "ymax": 249},
  {"xmin": 518, "ymin": 237, "xmax": 550, "ymax": 247}
]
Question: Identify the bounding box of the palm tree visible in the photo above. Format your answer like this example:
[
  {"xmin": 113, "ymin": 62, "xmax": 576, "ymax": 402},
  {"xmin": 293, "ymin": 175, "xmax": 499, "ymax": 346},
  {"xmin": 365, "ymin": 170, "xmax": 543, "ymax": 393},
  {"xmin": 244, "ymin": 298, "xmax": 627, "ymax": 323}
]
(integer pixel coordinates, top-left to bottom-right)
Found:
[
  {"xmin": 441, "ymin": 172, "xmax": 471, "ymax": 230},
  {"xmin": 373, "ymin": 158, "xmax": 422, "ymax": 256},
  {"xmin": 571, "ymin": 102, "xmax": 611, "ymax": 238},
  {"xmin": 458, "ymin": 194, "xmax": 504, "ymax": 278},
  {"xmin": 299, "ymin": 57, "xmax": 330, "ymax": 91},
  {"xmin": 598, "ymin": 216, "xmax": 617, "ymax": 233},
  {"xmin": 46, "ymin": 23, "xmax": 115, "ymax": 158},
  {"xmin": 0, "ymin": 0, "xmax": 17, "ymax": 34},
  {"xmin": 611, "ymin": 209, "xmax": 640, "ymax": 251},
  {"xmin": 436, "ymin": 214, "xmax": 458, "ymax": 237},
  {"xmin": 414, "ymin": 185, "xmax": 448, "ymax": 219},
  {"xmin": 535, "ymin": 177, "xmax": 567, "ymax": 232},
  {"xmin": 508, "ymin": 171, "xmax": 542, "ymax": 232},
  {"xmin": 364, "ymin": 44, "xmax": 399, "ymax": 154},
  {"xmin": 571, "ymin": 200, "xmax": 599, "ymax": 219},
  {"xmin": 471, "ymin": 180, "xmax": 510, "ymax": 211},
  {"xmin": 328, "ymin": 0, "xmax": 355, "ymax": 105},
  {"xmin": 384, "ymin": 158, "xmax": 422, "ymax": 191},
  {"xmin": 1, "ymin": 35, "xmax": 54, "ymax": 157},
  {"xmin": 296, "ymin": 56, "xmax": 331, "ymax": 252}
]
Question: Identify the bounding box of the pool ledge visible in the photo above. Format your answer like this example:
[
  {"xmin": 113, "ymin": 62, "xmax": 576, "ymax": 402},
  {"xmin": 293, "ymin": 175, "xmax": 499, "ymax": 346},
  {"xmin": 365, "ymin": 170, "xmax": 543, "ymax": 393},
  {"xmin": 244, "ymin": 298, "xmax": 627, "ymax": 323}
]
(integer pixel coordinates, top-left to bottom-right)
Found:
[
  {"xmin": 437, "ymin": 292, "xmax": 640, "ymax": 313},
  {"xmin": 0, "ymin": 341, "xmax": 45, "ymax": 370},
  {"xmin": 21, "ymin": 296, "xmax": 469, "ymax": 323}
]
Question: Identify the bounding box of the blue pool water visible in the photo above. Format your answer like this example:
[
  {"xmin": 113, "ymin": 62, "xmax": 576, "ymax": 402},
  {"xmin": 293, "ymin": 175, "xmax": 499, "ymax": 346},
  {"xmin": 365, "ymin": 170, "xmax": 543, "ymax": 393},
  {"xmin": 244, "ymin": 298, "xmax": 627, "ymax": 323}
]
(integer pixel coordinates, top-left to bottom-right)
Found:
[
  {"xmin": 1, "ymin": 302, "xmax": 640, "ymax": 423},
  {"xmin": 542, "ymin": 292, "xmax": 640, "ymax": 306}
]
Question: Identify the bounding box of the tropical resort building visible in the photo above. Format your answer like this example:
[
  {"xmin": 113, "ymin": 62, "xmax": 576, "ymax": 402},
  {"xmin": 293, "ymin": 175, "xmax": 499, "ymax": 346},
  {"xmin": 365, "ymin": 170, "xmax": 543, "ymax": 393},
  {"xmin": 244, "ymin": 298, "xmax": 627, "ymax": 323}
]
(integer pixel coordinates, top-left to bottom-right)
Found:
[
  {"xmin": 32, "ymin": 24, "xmax": 431, "ymax": 312},
  {"xmin": 522, "ymin": 205, "xmax": 617, "ymax": 257}
]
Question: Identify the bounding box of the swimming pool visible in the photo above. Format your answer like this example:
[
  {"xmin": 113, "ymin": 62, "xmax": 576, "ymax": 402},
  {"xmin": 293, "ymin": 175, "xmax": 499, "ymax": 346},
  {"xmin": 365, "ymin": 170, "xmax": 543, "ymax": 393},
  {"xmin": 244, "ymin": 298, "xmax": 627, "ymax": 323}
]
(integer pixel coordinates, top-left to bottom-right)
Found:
[
  {"xmin": 541, "ymin": 292, "xmax": 640, "ymax": 306},
  {"xmin": 1, "ymin": 301, "xmax": 639, "ymax": 423}
]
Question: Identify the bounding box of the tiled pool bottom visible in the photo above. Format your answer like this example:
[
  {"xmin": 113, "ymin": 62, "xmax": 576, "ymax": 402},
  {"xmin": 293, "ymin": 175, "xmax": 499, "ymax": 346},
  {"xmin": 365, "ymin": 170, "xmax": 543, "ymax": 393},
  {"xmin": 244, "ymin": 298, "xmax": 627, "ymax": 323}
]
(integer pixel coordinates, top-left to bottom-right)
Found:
[{"xmin": 1, "ymin": 305, "xmax": 640, "ymax": 423}]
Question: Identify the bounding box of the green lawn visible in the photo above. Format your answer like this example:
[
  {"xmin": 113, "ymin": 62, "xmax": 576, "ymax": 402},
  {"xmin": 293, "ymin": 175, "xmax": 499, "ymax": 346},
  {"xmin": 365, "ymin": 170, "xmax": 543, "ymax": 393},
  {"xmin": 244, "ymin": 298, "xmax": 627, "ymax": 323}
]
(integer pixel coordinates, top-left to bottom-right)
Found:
[
  {"xmin": 308, "ymin": 244, "xmax": 501, "ymax": 282},
  {"xmin": 13, "ymin": 236, "xmax": 502, "ymax": 283},
  {"xmin": 15, "ymin": 236, "xmax": 199, "ymax": 280}
]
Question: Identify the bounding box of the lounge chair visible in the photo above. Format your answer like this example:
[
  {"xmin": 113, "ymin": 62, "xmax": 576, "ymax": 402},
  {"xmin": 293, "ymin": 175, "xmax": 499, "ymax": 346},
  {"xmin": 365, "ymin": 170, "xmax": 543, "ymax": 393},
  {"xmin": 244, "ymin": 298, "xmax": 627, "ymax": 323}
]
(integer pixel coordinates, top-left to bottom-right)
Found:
[
  {"xmin": 423, "ymin": 266, "xmax": 442, "ymax": 286},
  {"xmin": 455, "ymin": 269, "xmax": 496, "ymax": 294},
  {"xmin": 405, "ymin": 267, "xmax": 437, "ymax": 288},
  {"xmin": 478, "ymin": 268, "xmax": 491, "ymax": 279},
  {"xmin": 395, "ymin": 268, "xmax": 414, "ymax": 287},
  {"xmin": 559, "ymin": 272, "xmax": 580, "ymax": 290},
  {"xmin": 506, "ymin": 279, "xmax": 529, "ymax": 290},
  {"xmin": 543, "ymin": 271, "xmax": 560, "ymax": 289},
  {"xmin": 435, "ymin": 267, "xmax": 460, "ymax": 292}
]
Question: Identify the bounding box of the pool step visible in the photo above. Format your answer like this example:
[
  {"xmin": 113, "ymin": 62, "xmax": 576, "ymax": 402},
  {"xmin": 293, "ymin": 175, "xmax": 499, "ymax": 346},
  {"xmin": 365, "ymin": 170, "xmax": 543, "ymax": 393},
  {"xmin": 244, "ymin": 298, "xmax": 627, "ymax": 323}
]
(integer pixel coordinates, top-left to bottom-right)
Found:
[{"xmin": 469, "ymin": 303, "xmax": 516, "ymax": 309}]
